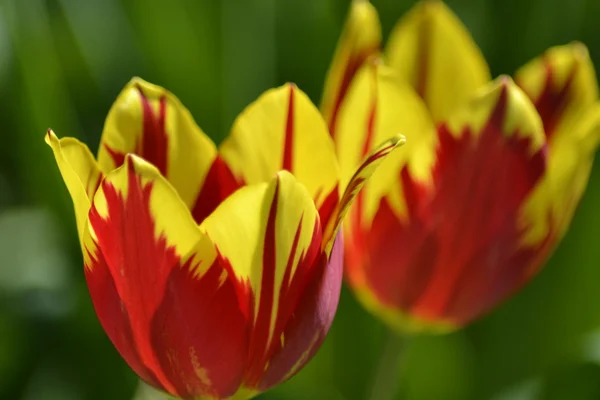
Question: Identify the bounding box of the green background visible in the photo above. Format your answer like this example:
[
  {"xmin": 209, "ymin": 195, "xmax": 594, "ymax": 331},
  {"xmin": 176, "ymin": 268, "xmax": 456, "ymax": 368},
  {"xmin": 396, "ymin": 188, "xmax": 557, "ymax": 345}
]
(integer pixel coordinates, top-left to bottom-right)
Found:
[{"xmin": 0, "ymin": 0, "xmax": 599, "ymax": 399}]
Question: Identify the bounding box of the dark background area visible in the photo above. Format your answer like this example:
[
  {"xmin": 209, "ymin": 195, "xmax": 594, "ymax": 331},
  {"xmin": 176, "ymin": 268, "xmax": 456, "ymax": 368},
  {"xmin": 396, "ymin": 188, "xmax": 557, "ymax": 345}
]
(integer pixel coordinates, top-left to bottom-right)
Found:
[{"xmin": 0, "ymin": 0, "xmax": 599, "ymax": 399}]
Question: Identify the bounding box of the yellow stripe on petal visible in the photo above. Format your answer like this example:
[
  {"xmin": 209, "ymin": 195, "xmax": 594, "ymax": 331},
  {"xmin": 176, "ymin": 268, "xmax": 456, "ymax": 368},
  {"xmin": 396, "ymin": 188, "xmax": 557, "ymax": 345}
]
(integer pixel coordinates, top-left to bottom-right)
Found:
[
  {"xmin": 219, "ymin": 84, "xmax": 339, "ymax": 209},
  {"xmin": 385, "ymin": 0, "xmax": 490, "ymax": 122},
  {"xmin": 321, "ymin": 0, "xmax": 382, "ymax": 135},
  {"xmin": 335, "ymin": 62, "xmax": 437, "ymax": 227},
  {"xmin": 97, "ymin": 77, "xmax": 217, "ymax": 209},
  {"xmin": 199, "ymin": 171, "xmax": 321, "ymax": 367},
  {"xmin": 45, "ymin": 130, "xmax": 103, "ymax": 248},
  {"xmin": 515, "ymin": 43, "xmax": 599, "ymax": 143}
]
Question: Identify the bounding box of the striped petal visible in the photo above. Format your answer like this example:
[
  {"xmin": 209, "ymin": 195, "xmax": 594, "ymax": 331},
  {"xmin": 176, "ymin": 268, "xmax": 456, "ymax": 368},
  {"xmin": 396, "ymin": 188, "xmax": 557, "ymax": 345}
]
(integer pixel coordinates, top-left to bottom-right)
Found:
[
  {"xmin": 258, "ymin": 230, "xmax": 344, "ymax": 390},
  {"xmin": 200, "ymin": 171, "xmax": 324, "ymax": 389},
  {"xmin": 522, "ymin": 104, "xmax": 600, "ymax": 247},
  {"xmin": 45, "ymin": 130, "xmax": 103, "ymax": 247},
  {"xmin": 346, "ymin": 77, "xmax": 549, "ymax": 330},
  {"xmin": 84, "ymin": 155, "xmax": 247, "ymax": 398},
  {"xmin": 219, "ymin": 84, "xmax": 340, "ymax": 226},
  {"xmin": 97, "ymin": 78, "xmax": 223, "ymax": 217},
  {"xmin": 516, "ymin": 43, "xmax": 600, "ymax": 245},
  {"xmin": 515, "ymin": 43, "xmax": 598, "ymax": 142},
  {"xmin": 324, "ymin": 134, "xmax": 405, "ymax": 255},
  {"xmin": 320, "ymin": 0, "xmax": 382, "ymax": 137},
  {"xmin": 385, "ymin": 0, "xmax": 491, "ymax": 122},
  {"xmin": 334, "ymin": 61, "xmax": 436, "ymax": 237}
]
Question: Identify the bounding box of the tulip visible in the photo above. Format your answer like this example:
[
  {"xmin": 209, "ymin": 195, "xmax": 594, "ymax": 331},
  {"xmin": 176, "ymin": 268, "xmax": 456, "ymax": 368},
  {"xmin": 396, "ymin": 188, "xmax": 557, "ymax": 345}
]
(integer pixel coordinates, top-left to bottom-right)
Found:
[
  {"xmin": 323, "ymin": 0, "xmax": 600, "ymax": 332},
  {"xmin": 46, "ymin": 78, "xmax": 402, "ymax": 399}
]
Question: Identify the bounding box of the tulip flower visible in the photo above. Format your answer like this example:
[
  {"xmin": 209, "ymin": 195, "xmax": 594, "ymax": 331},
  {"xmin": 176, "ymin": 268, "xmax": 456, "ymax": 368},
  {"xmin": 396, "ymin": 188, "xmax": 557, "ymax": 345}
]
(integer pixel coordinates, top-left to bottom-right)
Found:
[
  {"xmin": 323, "ymin": 0, "xmax": 600, "ymax": 332},
  {"xmin": 46, "ymin": 78, "xmax": 402, "ymax": 399}
]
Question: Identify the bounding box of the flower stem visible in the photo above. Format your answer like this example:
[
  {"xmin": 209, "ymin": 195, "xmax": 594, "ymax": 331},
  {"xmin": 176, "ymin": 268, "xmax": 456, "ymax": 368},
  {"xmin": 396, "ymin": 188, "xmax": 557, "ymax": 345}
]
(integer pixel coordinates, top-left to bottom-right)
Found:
[{"xmin": 368, "ymin": 329, "xmax": 409, "ymax": 400}]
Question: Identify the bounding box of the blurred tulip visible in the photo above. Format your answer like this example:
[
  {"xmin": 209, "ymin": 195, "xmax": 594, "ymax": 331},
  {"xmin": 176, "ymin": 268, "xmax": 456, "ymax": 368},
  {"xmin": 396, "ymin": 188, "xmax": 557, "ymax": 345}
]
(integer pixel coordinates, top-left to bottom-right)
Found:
[
  {"xmin": 46, "ymin": 78, "xmax": 402, "ymax": 399},
  {"xmin": 323, "ymin": 0, "xmax": 600, "ymax": 332}
]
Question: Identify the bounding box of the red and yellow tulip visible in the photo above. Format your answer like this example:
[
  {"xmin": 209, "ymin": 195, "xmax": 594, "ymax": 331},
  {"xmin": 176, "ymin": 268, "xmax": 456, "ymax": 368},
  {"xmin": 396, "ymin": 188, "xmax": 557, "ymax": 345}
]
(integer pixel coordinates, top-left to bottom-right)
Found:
[
  {"xmin": 46, "ymin": 79, "xmax": 402, "ymax": 399},
  {"xmin": 323, "ymin": 0, "xmax": 600, "ymax": 332}
]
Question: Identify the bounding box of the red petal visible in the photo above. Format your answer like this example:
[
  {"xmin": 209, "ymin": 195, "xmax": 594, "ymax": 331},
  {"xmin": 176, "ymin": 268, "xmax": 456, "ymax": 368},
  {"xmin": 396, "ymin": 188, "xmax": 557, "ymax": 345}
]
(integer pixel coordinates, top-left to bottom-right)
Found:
[
  {"xmin": 151, "ymin": 258, "xmax": 249, "ymax": 398},
  {"xmin": 242, "ymin": 178, "xmax": 323, "ymax": 387},
  {"xmin": 259, "ymin": 230, "xmax": 344, "ymax": 390},
  {"xmin": 348, "ymin": 84, "xmax": 549, "ymax": 325},
  {"xmin": 191, "ymin": 155, "xmax": 244, "ymax": 224}
]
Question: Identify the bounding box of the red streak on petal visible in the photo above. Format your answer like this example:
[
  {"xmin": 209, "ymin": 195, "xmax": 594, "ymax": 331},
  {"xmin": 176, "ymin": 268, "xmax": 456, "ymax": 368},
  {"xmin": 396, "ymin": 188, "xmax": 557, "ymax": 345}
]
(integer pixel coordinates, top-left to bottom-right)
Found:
[
  {"xmin": 351, "ymin": 87, "xmax": 378, "ymax": 233},
  {"xmin": 191, "ymin": 155, "xmax": 244, "ymax": 224},
  {"xmin": 104, "ymin": 144, "xmax": 126, "ymax": 169},
  {"xmin": 102, "ymin": 87, "xmax": 170, "ymax": 173},
  {"xmin": 243, "ymin": 181, "xmax": 279, "ymax": 385},
  {"xmin": 361, "ymin": 84, "xmax": 378, "ymax": 158},
  {"xmin": 523, "ymin": 58, "xmax": 577, "ymax": 140},
  {"xmin": 258, "ymin": 230, "xmax": 342, "ymax": 390},
  {"xmin": 85, "ymin": 246, "xmax": 161, "ymax": 389},
  {"xmin": 318, "ymin": 185, "xmax": 340, "ymax": 231},
  {"xmin": 137, "ymin": 86, "xmax": 169, "ymax": 175},
  {"xmin": 415, "ymin": 12, "xmax": 431, "ymax": 100},
  {"xmin": 89, "ymin": 162, "xmax": 180, "ymax": 394},
  {"xmin": 242, "ymin": 178, "xmax": 323, "ymax": 388},
  {"xmin": 348, "ymin": 85, "xmax": 550, "ymax": 325},
  {"xmin": 282, "ymin": 85, "xmax": 295, "ymax": 172},
  {"xmin": 328, "ymin": 46, "xmax": 379, "ymax": 138}
]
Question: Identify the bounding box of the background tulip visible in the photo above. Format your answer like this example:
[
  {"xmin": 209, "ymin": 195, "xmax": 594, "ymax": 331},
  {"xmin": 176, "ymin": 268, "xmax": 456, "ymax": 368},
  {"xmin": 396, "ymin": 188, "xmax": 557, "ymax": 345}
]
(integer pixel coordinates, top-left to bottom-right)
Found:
[
  {"xmin": 323, "ymin": 1, "xmax": 600, "ymax": 398},
  {"xmin": 326, "ymin": 0, "xmax": 600, "ymax": 332}
]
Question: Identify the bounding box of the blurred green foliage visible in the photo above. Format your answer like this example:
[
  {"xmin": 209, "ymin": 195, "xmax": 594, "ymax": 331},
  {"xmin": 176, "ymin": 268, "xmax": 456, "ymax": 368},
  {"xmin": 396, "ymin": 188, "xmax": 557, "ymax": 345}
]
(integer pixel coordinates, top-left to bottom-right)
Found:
[{"xmin": 0, "ymin": 0, "xmax": 599, "ymax": 399}]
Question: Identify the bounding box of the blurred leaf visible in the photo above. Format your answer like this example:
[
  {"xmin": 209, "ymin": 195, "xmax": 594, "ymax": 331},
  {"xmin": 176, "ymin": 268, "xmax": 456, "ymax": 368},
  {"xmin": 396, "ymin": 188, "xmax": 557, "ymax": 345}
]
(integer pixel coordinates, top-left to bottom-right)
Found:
[
  {"xmin": 0, "ymin": 208, "xmax": 74, "ymax": 318},
  {"xmin": 469, "ymin": 163, "xmax": 600, "ymax": 397},
  {"xmin": 400, "ymin": 332, "xmax": 476, "ymax": 400},
  {"xmin": 56, "ymin": 0, "xmax": 142, "ymax": 95},
  {"xmin": 330, "ymin": 287, "xmax": 387, "ymax": 399},
  {"xmin": 275, "ymin": 0, "xmax": 340, "ymax": 102},
  {"xmin": 490, "ymin": 378, "xmax": 543, "ymax": 400},
  {"xmin": 131, "ymin": 382, "xmax": 176, "ymax": 400},
  {"xmin": 537, "ymin": 362, "xmax": 600, "ymax": 400},
  {"xmin": 124, "ymin": 0, "xmax": 223, "ymax": 140},
  {"xmin": 1, "ymin": 0, "xmax": 80, "ymax": 216},
  {"xmin": 21, "ymin": 360, "xmax": 81, "ymax": 400},
  {"xmin": 0, "ymin": 312, "xmax": 27, "ymax": 392},
  {"xmin": 221, "ymin": 0, "xmax": 277, "ymax": 135}
]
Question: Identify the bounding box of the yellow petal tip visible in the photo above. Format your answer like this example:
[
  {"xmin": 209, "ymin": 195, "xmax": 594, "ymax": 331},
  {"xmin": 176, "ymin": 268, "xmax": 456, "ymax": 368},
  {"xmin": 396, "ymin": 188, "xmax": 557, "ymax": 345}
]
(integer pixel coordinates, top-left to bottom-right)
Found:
[
  {"xmin": 393, "ymin": 133, "xmax": 407, "ymax": 147},
  {"xmin": 45, "ymin": 129, "xmax": 58, "ymax": 146}
]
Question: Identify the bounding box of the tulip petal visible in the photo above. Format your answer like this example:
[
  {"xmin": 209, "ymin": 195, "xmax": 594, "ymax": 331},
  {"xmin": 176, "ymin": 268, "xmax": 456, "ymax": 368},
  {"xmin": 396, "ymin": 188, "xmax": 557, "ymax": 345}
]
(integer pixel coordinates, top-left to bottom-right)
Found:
[
  {"xmin": 85, "ymin": 154, "xmax": 247, "ymax": 397},
  {"xmin": 515, "ymin": 43, "xmax": 598, "ymax": 142},
  {"xmin": 219, "ymin": 84, "xmax": 340, "ymax": 225},
  {"xmin": 45, "ymin": 130, "xmax": 103, "ymax": 247},
  {"xmin": 522, "ymin": 104, "xmax": 600, "ymax": 247},
  {"xmin": 516, "ymin": 44, "xmax": 600, "ymax": 249},
  {"xmin": 259, "ymin": 230, "xmax": 343, "ymax": 390},
  {"xmin": 321, "ymin": 0, "xmax": 382, "ymax": 136},
  {"xmin": 324, "ymin": 133, "xmax": 405, "ymax": 255},
  {"xmin": 200, "ymin": 171, "xmax": 323, "ymax": 387},
  {"xmin": 347, "ymin": 78, "xmax": 549, "ymax": 328},
  {"xmin": 150, "ymin": 250, "xmax": 249, "ymax": 399},
  {"xmin": 334, "ymin": 62, "xmax": 436, "ymax": 234},
  {"xmin": 385, "ymin": 0, "xmax": 491, "ymax": 122},
  {"xmin": 97, "ymin": 78, "xmax": 220, "ymax": 213}
]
